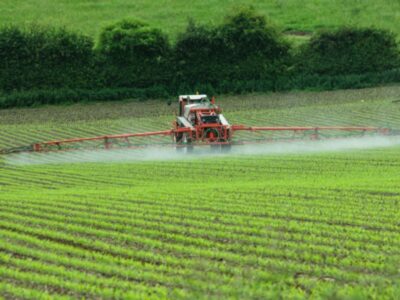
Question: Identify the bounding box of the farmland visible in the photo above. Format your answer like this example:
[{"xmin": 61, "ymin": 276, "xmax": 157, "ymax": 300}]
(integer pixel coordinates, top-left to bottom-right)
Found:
[
  {"xmin": 0, "ymin": 0, "xmax": 399, "ymax": 40},
  {"xmin": 1, "ymin": 85, "xmax": 400, "ymax": 150},
  {"xmin": 1, "ymin": 86, "xmax": 400, "ymax": 298}
]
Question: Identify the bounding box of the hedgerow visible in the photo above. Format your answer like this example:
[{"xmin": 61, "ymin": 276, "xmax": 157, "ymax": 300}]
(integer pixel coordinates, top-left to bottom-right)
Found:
[
  {"xmin": 0, "ymin": 8, "xmax": 399, "ymax": 108},
  {"xmin": 294, "ymin": 27, "xmax": 400, "ymax": 76},
  {"xmin": 96, "ymin": 19, "xmax": 172, "ymax": 88},
  {"xmin": 0, "ymin": 86, "xmax": 170, "ymax": 108},
  {"xmin": 174, "ymin": 8, "xmax": 290, "ymax": 91},
  {"xmin": 0, "ymin": 25, "xmax": 94, "ymax": 91}
]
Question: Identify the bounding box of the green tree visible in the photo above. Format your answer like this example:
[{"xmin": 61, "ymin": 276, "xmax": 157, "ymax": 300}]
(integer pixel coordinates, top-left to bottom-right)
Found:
[
  {"xmin": 0, "ymin": 25, "xmax": 93, "ymax": 91},
  {"xmin": 97, "ymin": 19, "xmax": 171, "ymax": 88},
  {"xmin": 295, "ymin": 27, "xmax": 400, "ymax": 76},
  {"xmin": 174, "ymin": 8, "xmax": 290, "ymax": 92}
]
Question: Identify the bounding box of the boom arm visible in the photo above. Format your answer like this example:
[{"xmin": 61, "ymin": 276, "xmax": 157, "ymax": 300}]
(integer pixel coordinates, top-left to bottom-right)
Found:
[
  {"xmin": 231, "ymin": 125, "xmax": 389, "ymax": 132},
  {"xmin": 0, "ymin": 125, "xmax": 391, "ymax": 154},
  {"xmin": 230, "ymin": 125, "xmax": 390, "ymax": 141}
]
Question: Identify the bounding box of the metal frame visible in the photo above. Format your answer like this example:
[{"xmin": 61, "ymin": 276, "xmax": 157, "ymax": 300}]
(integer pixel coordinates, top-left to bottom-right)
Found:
[
  {"xmin": 22, "ymin": 125, "xmax": 391, "ymax": 153},
  {"xmin": 0, "ymin": 94, "xmax": 394, "ymax": 154}
]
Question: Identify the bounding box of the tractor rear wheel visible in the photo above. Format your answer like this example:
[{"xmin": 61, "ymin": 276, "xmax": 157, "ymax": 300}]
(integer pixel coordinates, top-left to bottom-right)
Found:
[{"xmin": 174, "ymin": 132, "xmax": 183, "ymax": 144}]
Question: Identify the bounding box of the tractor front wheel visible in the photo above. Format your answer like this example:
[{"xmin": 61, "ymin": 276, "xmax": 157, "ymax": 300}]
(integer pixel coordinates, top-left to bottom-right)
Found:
[{"xmin": 203, "ymin": 128, "xmax": 220, "ymax": 143}]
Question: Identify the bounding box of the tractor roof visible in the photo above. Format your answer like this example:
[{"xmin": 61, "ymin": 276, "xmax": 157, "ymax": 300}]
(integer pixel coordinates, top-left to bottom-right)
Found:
[{"xmin": 179, "ymin": 95, "xmax": 208, "ymax": 101}]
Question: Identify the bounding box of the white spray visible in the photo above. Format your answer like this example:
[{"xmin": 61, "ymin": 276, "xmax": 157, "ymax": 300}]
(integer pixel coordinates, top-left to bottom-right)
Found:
[{"xmin": 5, "ymin": 135, "xmax": 400, "ymax": 166}]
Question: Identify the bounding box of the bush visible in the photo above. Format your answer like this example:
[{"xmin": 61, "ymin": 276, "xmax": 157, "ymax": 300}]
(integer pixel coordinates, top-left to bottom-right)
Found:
[
  {"xmin": 0, "ymin": 25, "xmax": 94, "ymax": 91},
  {"xmin": 174, "ymin": 8, "xmax": 291, "ymax": 91},
  {"xmin": 173, "ymin": 20, "xmax": 225, "ymax": 87},
  {"xmin": 219, "ymin": 7, "xmax": 290, "ymax": 83},
  {"xmin": 97, "ymin": 19, "xmax": 171, "ymax": 88},
  {"xmin": 0, "ymin": 15, "xmax": 400, "ymax": 109},
  {"xmin": 295, "ymin": 27, "xmax": 400, "ymax": 76}
]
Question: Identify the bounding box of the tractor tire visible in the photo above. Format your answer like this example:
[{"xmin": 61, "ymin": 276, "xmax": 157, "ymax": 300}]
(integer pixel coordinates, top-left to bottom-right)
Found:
[
  {"xmin": 203, "ymin": 128, "xmax": 220, "ymax": 142},
  {"xmin": 174, "ymin": 132, "xmax": 184, "ymax": 144}
]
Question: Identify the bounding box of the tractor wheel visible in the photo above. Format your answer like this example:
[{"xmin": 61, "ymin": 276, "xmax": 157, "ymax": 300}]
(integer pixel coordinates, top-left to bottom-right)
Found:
[
  {"xmin": 174, "ymin": 132, "xmax": 184, "ymax": 144},
  {"xmin": 203, "ymin": 128, "xmax": 220, "ymax": 143}
]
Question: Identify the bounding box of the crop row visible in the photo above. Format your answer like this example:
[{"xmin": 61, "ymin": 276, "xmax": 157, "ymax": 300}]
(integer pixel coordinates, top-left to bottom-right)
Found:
[
  {"xmin": 1, "ymin": 128, "xmax": 400, "ymax": 298},
  {"xmin": 1, "ymin": 202, "xmax": 399, "ymax": 277},
  {"xmin": 2, "ymin": 195, "xmax": 399, "ymax": 254}
]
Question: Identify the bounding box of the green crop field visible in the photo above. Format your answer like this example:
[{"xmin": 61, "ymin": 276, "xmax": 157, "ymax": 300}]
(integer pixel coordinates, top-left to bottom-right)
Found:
[
  {"xmin": 0, "ymin": 0, "xmax": 399, "ymax": 40},
  {"xmin": 1, "ymin": 85, "xmax": 400, "ymax": 150},
  {"xmin": 1, "ymin": 85, "xmax": 400, "ymax": 299}
]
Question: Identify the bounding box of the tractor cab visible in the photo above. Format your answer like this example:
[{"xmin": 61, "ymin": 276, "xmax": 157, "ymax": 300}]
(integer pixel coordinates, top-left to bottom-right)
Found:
[
  {"xmin": 174, "ymin": 94, "xmax": 231, "ymax": 145},
  {"xmin": 178, "ymin": 94, "xmax": 211, "ymax": 116},
  {"xmin": 178, "ymin": 94, "xmax": 219, "ymax": 126}
]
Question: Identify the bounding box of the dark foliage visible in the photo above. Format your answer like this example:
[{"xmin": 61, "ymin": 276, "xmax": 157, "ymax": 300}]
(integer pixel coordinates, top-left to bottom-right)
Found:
[
  {"xmin": 0, "ymin": 86, "xmax": 170, "ymax": 109},
  {"xmin": 0, "ymin": 25, "xmax": 94, "ymax": 91},
  {"xmin": 96, "ymin": 19, "xmax": 171, "ymax": 88},
  {"xmin": 173, "ymin": 20, "xmax": 224, "ymax": 87},
  {"xmin": 295, "ymin": 27, "xmax": 400, "ymax": 76},
  {"xmin": 0, "ymin": 11, "xmax": 399, "ymax": 108},
  {"xmin": 218, "ymin": 7, "xmax": 290, "ymax": 83},
  {"xmin": 174, "ymin": 8, "xmax": 291, "ymax": 91}
]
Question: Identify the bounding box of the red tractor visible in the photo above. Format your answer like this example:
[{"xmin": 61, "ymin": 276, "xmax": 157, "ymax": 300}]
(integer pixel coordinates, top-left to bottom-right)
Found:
[{"xmin": 173, "ymin": 95, "xmax": 231, "ymax": 149}]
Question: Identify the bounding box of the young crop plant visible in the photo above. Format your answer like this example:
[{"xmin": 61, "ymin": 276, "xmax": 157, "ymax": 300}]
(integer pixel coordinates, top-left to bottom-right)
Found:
[{"xmin": 1, "ymin": 87, "xmax": 400, "ymax": 299}]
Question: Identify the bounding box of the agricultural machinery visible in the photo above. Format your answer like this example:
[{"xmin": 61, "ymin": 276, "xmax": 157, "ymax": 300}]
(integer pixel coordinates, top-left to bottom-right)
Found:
[{"xmin": 0, "ymin": 94, "xmax": 394, "ymax": 154}]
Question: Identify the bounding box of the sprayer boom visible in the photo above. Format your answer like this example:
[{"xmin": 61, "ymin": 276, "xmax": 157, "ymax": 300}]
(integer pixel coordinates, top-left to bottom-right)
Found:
[{"xmin": 0, "ymin": 94, "xmax": 395, "ymax": 154}]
